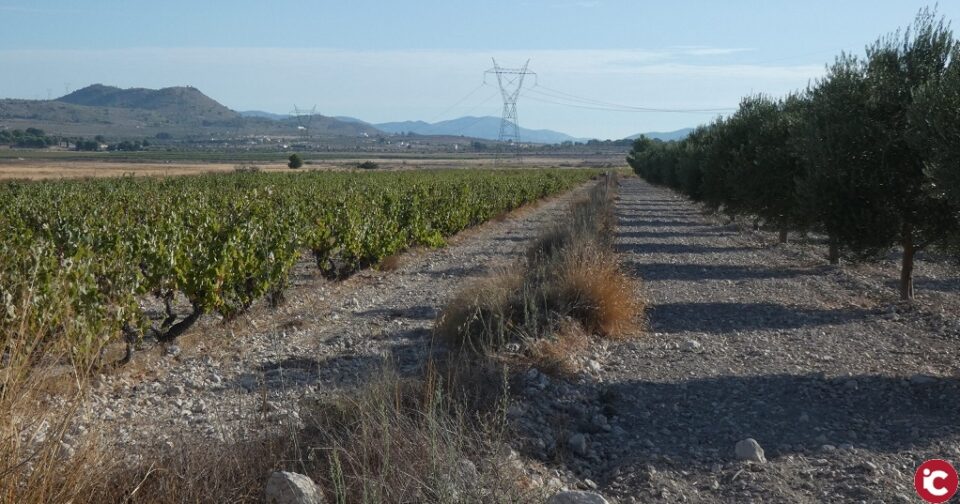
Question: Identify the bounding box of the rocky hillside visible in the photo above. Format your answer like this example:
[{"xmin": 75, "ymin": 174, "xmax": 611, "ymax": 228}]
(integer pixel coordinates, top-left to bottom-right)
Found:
[
  {"xmin": 0, "ymin": 85, "xmax": 379, "ymax": 139},
  {"xmin": 58, "ymin": 84, "xmax": 238, "ymax": 121}
]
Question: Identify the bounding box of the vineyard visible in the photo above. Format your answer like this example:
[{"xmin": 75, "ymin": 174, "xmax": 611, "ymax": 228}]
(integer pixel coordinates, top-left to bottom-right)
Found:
[{"xmin": 0, "ymin": 168, "xmax": 596, "ymax": 368}]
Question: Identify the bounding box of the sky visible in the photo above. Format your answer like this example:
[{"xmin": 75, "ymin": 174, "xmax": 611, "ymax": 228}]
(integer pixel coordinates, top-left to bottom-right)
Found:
[{"xmin": 1, "ymin": 0, "xmax": 959, "ymax": 140}]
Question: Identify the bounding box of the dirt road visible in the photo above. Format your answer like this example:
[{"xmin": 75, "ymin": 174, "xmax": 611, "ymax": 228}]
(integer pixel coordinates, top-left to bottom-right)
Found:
[{"xmin": 525, "ymin": 178, "xmax": 960, "ymax": 502}]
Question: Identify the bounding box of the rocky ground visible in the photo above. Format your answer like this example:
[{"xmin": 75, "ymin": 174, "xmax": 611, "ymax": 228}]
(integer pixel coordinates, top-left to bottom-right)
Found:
[
  {"xmin": 79, "ymin": 183, "xmax": 594, "ymax": 451},
  {"xmin": 79, "ymin": 176, "xmax": 960, "ymax": 502},
  {"xmin": 510, "ymin": 178, "xmax": 960, "ymax": 503}
]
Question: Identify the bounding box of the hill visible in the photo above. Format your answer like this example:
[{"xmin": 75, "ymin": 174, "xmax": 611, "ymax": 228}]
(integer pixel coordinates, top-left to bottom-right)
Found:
[
  {"xmin": 59, "ymin": 84, "xmax": 237, "ymax": 121},
  {"xmin": 627, "ymin": 128, "xmax": 695, "ymax": 142},
  {"xmin": 0, "ymin": 85, "xmax": 379, "ymax": 139},
  {"xmin": 373, "ymin": 116, "xmax": 585, "ymax": 144}
]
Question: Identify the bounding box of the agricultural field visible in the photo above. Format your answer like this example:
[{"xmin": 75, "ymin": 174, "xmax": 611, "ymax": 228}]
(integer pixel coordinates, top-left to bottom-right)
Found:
[
  {"xmin": 5, "ymin": 162, "xmax": 958, "ymax": 503},
  {"xmin": 4, "ymin": 4, "xmax": 960, "ymax": 504},
  {"xmin": 0, "ymin": 152, "xmax": 622, "ymax": 180},
  {"xmin": 0, "ymin": 168, "xmax": 596, "ymax": 367}
]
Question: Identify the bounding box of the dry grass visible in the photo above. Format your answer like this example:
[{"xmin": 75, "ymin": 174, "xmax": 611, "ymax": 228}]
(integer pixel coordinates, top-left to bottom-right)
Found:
[
  {"xmin": 1, "ymin": 271, "xmax": 113, "ymax": 503},
  {"xmin": 303, "ymin": 362, "xmax": 537, "ymax": 503},
  {"xmin": 434, "ymin": 272, "xmax": 525, "ymax": 353},
  {"xmin": 553, "ymin": 244, "xmax": 643, "ymax": 339},
  {"xmin": 436, "ymin": 172, "xmax": 644, "ymax": 364},
  {"xmin": 527, "ymin": 322, "xmax": 590, "ymax": 376},
  {"xmin": 90, "ymin": 434, "xmax": 291, "ymax": 503},
  {"xmin": 0, "ymin": 357, "xmax": 106, "ymax": 503},
  {"xmin": 3, "ymin": 348, "xmax": 537, "ymax": 503}
]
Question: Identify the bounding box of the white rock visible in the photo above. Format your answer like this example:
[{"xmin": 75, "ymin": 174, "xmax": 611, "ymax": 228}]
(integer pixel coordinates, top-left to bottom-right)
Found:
[
  {"xmin": 264, "ymin": 471, "xmax": 324, "ymax": 504},
  {"xmin": 681, "ymin": 340, "xmax": 702, "ymax": 352},
  {"xmin": 735, "ymin": 438, "xmax": 766, "ymax": 463},
  {"xmin": 547, "ymin": 490, "xmax": 610, "ymax": 504}
]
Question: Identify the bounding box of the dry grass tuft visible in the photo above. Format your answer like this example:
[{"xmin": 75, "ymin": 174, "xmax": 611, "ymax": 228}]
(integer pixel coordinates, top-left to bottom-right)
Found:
[
  {"xmin": 90, "ymin": 434, "xmax": 291, "ymax": 503},
  {"xmin": 527, "ymin": 322, "xmax": 590, "ymax": 376},
  {"xmin": 553, "ymin": 245, "xmax": 643, "ymax": 339},
  {"xmin": 434, "ymin": 272, "xmax": 524, "ymax": 353},
  {"xmin": 1, "ymin": 361, "xmax": 109, "ymax": 504},
  {"xmin": 436, "ymin": 172, "xmax": 644, "ymax": 365},
  {"xmin": 301, "ymin": 361, "xmax": 537, "ymax": 503}
]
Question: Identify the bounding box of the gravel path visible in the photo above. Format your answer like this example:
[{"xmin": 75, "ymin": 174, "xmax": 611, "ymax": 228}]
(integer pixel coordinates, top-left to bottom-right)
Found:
[
  {"xmin": 521, "ymin": 177, "xmax": 960, "ymax": 502},
  {"xmin": 84, "ymin": 182, "xmax": 593, "ymax": 449}
]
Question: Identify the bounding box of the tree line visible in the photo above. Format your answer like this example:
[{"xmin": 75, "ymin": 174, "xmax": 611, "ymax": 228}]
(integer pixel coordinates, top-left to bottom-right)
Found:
[
  {"xmin": 0, "ymin": 129, "xmax": 151, "ymax": 151},
  {"xmin": 0, "ymin": 128, "xmax": 56, "ymax": 148},
  {"xmin": 627, "ymin": 8, "xmax": 960, "ymax": 300}
]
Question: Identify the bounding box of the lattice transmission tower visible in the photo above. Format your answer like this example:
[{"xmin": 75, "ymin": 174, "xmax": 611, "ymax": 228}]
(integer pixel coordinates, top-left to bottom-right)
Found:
[
  {"xmin": 290, "ymin": 105, "xmax": 317, "ymax": 140},
  {"xmin": 485, "ymin": 59, "xmax": 536, "ymax": 165}
]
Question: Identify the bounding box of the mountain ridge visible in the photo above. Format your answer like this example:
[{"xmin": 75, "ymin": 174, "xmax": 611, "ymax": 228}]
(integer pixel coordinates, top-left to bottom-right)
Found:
[
  {"xmin": 0, "ymin": 84, "xmax": 378, "ymax": 138},
  {"xmin": 2, "ymin": 84, "xmax": 693, "ymax": 143}
]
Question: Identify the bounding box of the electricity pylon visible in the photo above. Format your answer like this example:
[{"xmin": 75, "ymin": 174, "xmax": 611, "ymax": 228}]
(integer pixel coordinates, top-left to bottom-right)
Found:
[
  {"xmin": 290, "ymin": 105, "xmax": 317, "ymax": 139},
  {"xmin": 485, "ymin": 59, "xmax": 535, "ymax": 165}
]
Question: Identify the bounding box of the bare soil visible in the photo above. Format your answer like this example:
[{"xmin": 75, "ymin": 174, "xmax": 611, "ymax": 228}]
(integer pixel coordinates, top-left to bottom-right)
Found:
[
  {"xmin": 0, "ymin": 155, "xmax": 618, "ymax": 180},
  {"xmin": 508, "ymin": 178, "xmax": 960, "ymax": 503}
]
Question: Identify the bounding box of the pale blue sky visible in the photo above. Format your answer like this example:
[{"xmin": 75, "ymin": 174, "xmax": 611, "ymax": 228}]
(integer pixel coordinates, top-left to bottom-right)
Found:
[{"xmin": 1, "ymin": 1, "xmax": 958, "ymax": 139}]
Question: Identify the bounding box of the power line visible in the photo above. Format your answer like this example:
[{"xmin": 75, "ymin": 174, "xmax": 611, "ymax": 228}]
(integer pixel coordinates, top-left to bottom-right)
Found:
[
  {"xmin": 522, "ymin": 92, "xmax": 731, "ymax": 115},
  {"xmin": 451, "ymin": 91, "xmax": 503, "ymax": 136},
  {"xmin": 527, "ymin": 83, "xmax": 736, "ymax": 113},
  {"xmin": 426, "ymin": 82, "xmax": 490, "ymax": 124}
]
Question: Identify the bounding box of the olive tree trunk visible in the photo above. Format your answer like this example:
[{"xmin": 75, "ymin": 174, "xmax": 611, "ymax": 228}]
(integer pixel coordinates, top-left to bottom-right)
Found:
[{"xmin": 899, "ymin": 227, "xmax": 915, "ymax": 301}]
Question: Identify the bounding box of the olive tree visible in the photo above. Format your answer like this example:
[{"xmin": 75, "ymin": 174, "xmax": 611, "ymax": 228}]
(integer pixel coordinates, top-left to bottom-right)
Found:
[
  {"xmin": 863, "ymin": 8, "xmax": 958, "ymax": 299},
  {"xmin": 793, "ymin": 54, "xmax": 890, "ymax": 265}
]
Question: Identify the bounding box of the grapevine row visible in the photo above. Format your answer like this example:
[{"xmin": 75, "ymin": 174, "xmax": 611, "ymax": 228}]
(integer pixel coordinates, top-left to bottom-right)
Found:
[{"xmin": 0, "ymin": 168, "xmax": 597, "ymax": 367}]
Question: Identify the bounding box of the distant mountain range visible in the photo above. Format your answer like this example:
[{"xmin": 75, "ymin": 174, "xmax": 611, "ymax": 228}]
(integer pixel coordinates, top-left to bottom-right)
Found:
[
  {"xmin": 627, "ymin": 128, "xmax": 695, "ymax": 142},
  {"xmin": 0, "ymin": 84, "xmax": 694, "ymax": 143},
  {"xmin": 365, "ymin": 116, "xmax": 588, "ymax": 144}
]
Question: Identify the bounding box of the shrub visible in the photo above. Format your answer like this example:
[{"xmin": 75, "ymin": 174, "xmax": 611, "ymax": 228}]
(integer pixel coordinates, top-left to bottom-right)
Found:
[{"xmin": 288, "ymin": 153, "xmax": 304, "ymax": 169}]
